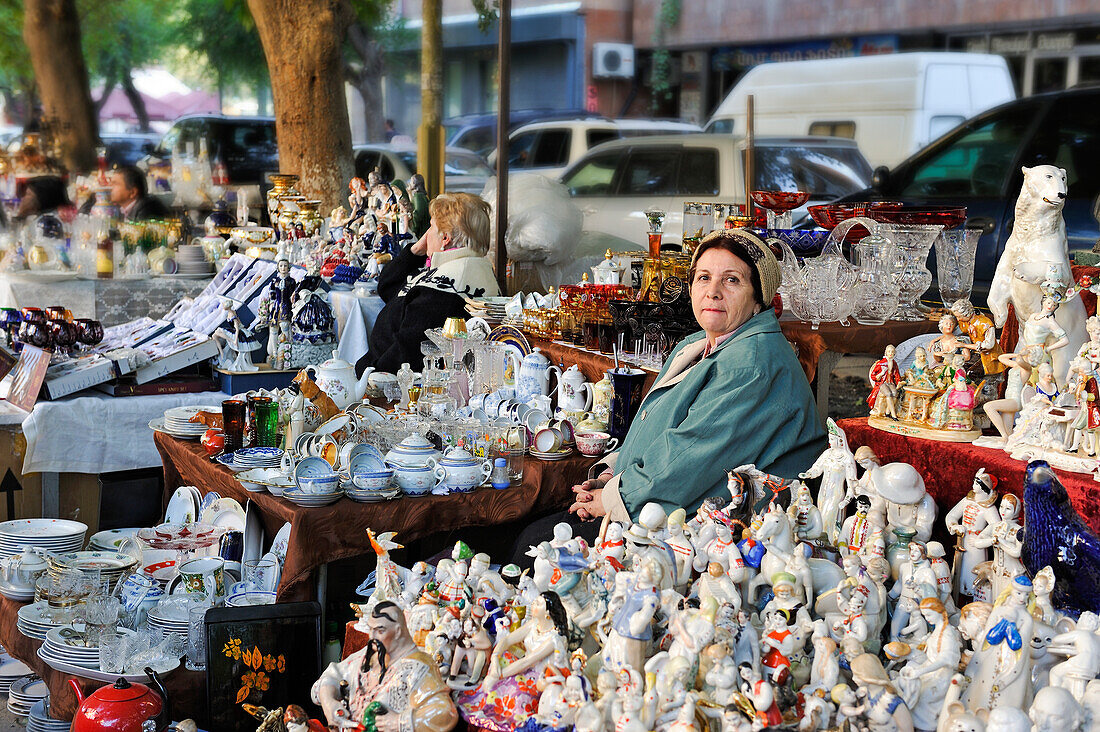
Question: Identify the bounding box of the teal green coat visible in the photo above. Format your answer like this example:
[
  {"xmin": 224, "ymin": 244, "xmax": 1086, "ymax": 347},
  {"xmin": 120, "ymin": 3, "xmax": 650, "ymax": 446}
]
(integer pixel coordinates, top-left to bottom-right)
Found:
[{"xmin": 606, "ymin": 310, "xmax": 826, "ymax": 519}]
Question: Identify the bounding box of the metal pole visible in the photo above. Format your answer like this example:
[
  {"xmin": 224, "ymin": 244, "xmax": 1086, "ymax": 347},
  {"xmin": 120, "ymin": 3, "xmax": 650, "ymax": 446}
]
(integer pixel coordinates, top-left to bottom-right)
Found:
[
  {"xmin": 744, "ymin": 94, "xmax": 754, "ymax": 220},
  {"xmin": 495, "ymin": 0, "xmax": 511, "ymax": 294}
]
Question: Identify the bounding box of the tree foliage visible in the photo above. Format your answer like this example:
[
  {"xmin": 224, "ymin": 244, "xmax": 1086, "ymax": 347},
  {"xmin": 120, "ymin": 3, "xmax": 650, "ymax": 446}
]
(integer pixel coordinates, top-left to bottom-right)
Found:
[{"xmin": 170, "ymin": 0, "xmax": 270, "ymax": 92}]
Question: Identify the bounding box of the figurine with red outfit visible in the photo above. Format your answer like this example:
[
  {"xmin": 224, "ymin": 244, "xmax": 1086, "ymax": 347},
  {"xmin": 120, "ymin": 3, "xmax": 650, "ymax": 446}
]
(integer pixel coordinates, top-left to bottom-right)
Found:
[{"xmin": 868, "ymin": 345, "xmax": 901, "ymax": 419}]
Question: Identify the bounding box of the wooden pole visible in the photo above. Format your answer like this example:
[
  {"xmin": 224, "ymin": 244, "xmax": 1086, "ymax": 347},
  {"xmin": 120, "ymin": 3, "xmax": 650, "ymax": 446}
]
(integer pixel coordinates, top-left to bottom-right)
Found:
[
  {"xmin": 744, "ymin": 94, "xmax": 754, "ymax": 220},
  {"xmin": 418, "ymin": 0, "xmax": 445, "ymax": 198},
  {"xmin": 494, "ymin": 0, "xmax": 511, "ymax": 294}
]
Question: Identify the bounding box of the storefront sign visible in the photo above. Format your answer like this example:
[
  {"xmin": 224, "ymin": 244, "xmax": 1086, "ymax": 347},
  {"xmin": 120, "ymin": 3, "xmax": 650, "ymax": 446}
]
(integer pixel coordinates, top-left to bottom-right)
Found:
[{"xmin": 712, "ymin": 35, "xmax": 898, "ymax": 71}]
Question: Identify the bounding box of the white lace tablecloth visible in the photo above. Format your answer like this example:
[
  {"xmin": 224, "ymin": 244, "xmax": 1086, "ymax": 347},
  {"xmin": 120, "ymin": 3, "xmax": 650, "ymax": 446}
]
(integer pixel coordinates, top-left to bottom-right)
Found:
[
  {"xmin": 0, "ymin": 274, "xmax": 211, "ymax": 326},
  {"xmin": 19, "ymin": 390, "xmax": 226, "ymax": 474},
  {"xmin": 330, "ymin": 290, "xmax": 385, "ymax": 364}
]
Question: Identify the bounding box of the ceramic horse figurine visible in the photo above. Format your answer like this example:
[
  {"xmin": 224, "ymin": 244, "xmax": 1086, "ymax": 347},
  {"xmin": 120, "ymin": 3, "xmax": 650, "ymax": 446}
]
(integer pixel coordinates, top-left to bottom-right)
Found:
[
  {"xmin": 749, "ymin": 505, "xmax": 846, "ymax": 608},
  {"xmin": 291, "ymin": 369, "xmax": 341, "ymax": 424}
]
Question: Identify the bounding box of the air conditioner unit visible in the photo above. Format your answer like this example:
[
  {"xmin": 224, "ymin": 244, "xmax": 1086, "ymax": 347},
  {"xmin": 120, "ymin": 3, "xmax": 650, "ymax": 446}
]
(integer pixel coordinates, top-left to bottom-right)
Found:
[{"xmin": 593, "ymin": 43, "xmax": 635, "ymax": 79}]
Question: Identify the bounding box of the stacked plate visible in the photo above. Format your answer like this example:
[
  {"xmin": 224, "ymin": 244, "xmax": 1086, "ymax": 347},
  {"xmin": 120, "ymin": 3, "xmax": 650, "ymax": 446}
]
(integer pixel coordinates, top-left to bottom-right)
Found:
[
  {"xmin": 146, "ymin": 597, "xmax": 194, "ymax": 637},
  {"xmin": 175, "ymin": 244, "xmax": 214, "ymax": 276},
  {"xmin": 17, "ymin": 602, "xmax": 62, "ymax": 640},
  {"xmin": 466, "ymin": 297, "xmax": 510, "ymax": 321},
  {"xmin": 7, "ymin": 677, "xmax": 47, "ymax": 718},
  {"xmin": 156, "ymin": 405, "xmax": 220, "ymax": 440},
  {"xmin": 232, "ymin": 447, "xmax": 284, "ymax": 470},
  {"xmin": 0, "ymin": 654, "xmax": 34, "ymax": 695},
  {"xmin": 40, "ymin": 626, "xmax": 105, "ymax": 670},
  {"xmin": 281, "ymin": 487, "xmax": 342, "ymax": 508},
  {"xmin": 47, "ymin": 550, "xmax": 138, "ymax": 585},
  {"xmin": 88, "ymin": 527, "xmax": 141, "ymax": 551},
  {"xmin": 0, "ymin": 519, "xmax": 87, "ymax": 559},
  {"xmin": 27, "ymin": 699, "xmax": 69, "ymax": 732},
  {"xmin": 529, "ymin": 447, "xmax": 572, "ymax": 461}
]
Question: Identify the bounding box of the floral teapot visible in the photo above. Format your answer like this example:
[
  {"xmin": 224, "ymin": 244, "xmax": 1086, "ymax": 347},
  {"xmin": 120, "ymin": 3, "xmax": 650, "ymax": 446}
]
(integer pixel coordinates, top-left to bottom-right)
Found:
[
  {"xmin": 556, "ymin": 365, "xmax": 593, "ymax": 413},
  {"xmin": 303, "ymin": 351, "xmax": 374, "ymax": 410},
  {"xmin": 516, "ymin": 348, "xmax": 561, "ymax": 403},
  {"xmin": 70, "ymin": 670, "xmax": 169, "ymax": 732}
]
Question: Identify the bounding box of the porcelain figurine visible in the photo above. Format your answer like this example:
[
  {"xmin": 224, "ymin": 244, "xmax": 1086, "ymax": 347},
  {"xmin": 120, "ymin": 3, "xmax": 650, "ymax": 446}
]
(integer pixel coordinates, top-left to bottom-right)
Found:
[
  {"xmin": 869, "ymin": 345, "xmax": 903, "ymax": 420},
  {"xmin": 261, "ymin": 257, "xmax": 296, "ymax": 364},
  {"xmin": 800, "ymin": 418, "xmax": 859, "ymax": 543},
  {"xmin": 1066, "ymin": 355, "xmax": 1100, "ymax": 455},
  {"xmin": 988, "ymin": 165, "xmax": 1087, "ymax": 383},
  {"xmin": 788, "ymin": 482, "xmax": 825, "ymax": 543},
  {"xmin": 761, "ymin": 571, "xmax": 813, "ymax": 631},
  {"xmin": 971, "ymin": 493, "xmax": 1024, "ymax": 602},
  {"xmin": 665, "ymin": 509, "xmax": 696, "ymax": 593},
  {"xmin": 313, "ymin": 601, "xmax": 458, "ymax": 731},
  {"xmin": 694, "ymin": 517, "xmax": 746, "ymax": 584},
  {"xmin": 928, "ymin": 313, "xmax": 976, "ymax": 366},
  {"xmin": 944, "ymin": 470, "xmax": 1000, "ymax": 600},
  {"xmin": 691, "ymin": 561, "xmax": 742, "ymax": 612},
  {"xmin": 604, "ymin": 559, "xmax": 661, "ymax": 674},
  {"xmin": 978, "ymin": 346, "xmax": 1043, "ymax": 446},
  {"xmin": 623, "ymin": 522, "xmax": 676, "ymax": 591},
  {"xmin": 962, "ymin": 575, "xmax": 1034, "ymax": 714},
  {"xmin": 1031, "ymin": 565, "xmax": 1060, "ymax": 626},
  {"xmin": 1047, "ymin": 611, "xmax": 1100, "ymax": 701},
  {"xmin": 894, "ymin": 598, "xmax": 961, "ymax": 731},
  {"xmin": 831, "ymin": 584, "xmax": 872, "ymax": 650},
  {"xmin": 759, "ymin": 605, "xmax": 799, "ymax": 685},
  {"xmin": 831, "ymin": 684, "xmax": 868, "ymax": 732},
  {"xmin": 1031, "ymin": 685, "xmax": 1085, "ymax": 732},
  {"xmin": 597, "ymin": 522, "xmax": 626, "ymax": 565},
  {"xmin": 861, "ymin": 459, "xmax": 936, "ymax": 544},
  {"xmin": 750, "ymin": 503, "xmax": 845, "ymax": 609},
  {"xmin": 482, "ymin": 590, "xmax": 570, "ymax": 686},
  {"xmin": 850, "ymin": 653, "xmax": 914, "ymax": 732},
  {"xmin": 739, "ymin": 662, "xmax": 782, "ymax": 728},
  {"xmin": 213, "ymin": 296, "xmax": 260, "ymax": 372},
  {"xmin": 686, "ymin": 496, "xmax": 725, "ymax": 552},
  {"xmin": 951, "ymin": 299, "xmax": 1005, "ymax": 376},
  {"xmin": 838, "ymin": 495, "xmax": 884, "ymax": 560}
]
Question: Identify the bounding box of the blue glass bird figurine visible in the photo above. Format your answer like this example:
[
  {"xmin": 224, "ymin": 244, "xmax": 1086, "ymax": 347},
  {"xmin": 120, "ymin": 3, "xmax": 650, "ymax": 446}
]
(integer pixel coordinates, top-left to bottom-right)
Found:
[{"xmin": 1022, "ymin": 459, "xmax": 1100, "ymax": 615}]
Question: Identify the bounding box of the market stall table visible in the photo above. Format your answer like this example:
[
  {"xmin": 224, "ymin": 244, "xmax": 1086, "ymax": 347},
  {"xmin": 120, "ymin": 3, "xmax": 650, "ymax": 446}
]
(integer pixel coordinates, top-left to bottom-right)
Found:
[
  {"xmin": 838, "ymin": 417, "xmax": 1100, "ymax": 533},
  {"xmin": 154, "ymin": 432, "xmax": 597, "ymax": 603},
  {"xmin": 0, "ymin": 274, "xmax": 211, "ymax": 327},
  {"xmin": 0, "ymin": 596, "xmax": 206, "ymax": 723},
  {"xmin": 330, "ymin": 290, "xmax": 385, "ymax": 364}
]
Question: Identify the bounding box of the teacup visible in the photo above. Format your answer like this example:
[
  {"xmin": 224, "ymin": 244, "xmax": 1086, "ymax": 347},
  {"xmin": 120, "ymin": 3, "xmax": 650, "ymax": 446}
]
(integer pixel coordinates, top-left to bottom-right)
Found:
[
  {"xmin": 575, "ymin": 431, "xmax": 618, "ymax": 456},
  {"xmin": 178, "ymin": 556, "xmax": 227, "ymax": 602},
  {"xmin": 534, "ymin": 427, "xmax": 563, "ymax": 453},
  {"xmin": 468, "ymin": 393, "xmax": 487, "ymax": 411},
  {"xmin": 552, "ymin": 418, "xmax": 575, "ymax": 444},
  {"xmin": 352, "ymin": 470, "xmax": 393, "ymax": 490},
  {"xmin": 299, "ymin": 474, "xmax": 340, "ymax": 494}
]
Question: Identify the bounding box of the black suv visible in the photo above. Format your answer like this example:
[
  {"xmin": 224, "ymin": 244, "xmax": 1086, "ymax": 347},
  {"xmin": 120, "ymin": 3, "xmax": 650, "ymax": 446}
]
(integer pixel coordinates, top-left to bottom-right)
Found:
[
  {"xmin": 839, "ymin": 87, "xmax": 1100, "ymax": 299},
  {"xmin": 140, "ymin": 114, "xmax": 278, "ymax": 186}
]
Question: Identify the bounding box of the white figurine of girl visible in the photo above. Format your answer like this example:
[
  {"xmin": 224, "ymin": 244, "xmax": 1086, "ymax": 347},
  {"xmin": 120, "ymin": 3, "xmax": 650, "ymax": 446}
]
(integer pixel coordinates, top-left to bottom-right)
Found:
[
  {"xmin": 980, "ymin": 345, "xmax": 1044, "ymax": 445},
  {"xmin": 896, "ymin": 597, "xmax": 961, "ymax": 730},
  {"xmin": 962, "ymin": 574, "xmax": 1034, "ymax": 714},
  {"xmin": 799, "ymin": 418, "xmax": 858, "ymax": 544},
  {"xmin": 482, "ymin": 590, "xmax": 569, "ymax": 688},
  {"xmin": 972, "ymin": 493, "xmax": 1025, "ymax": 601},
  {"xmin": 212, "ymin": 296, "xmax": 259, "ymax": 372},
  {"xmin": 850, "ymin": 653, "xmax": 914, "ymax": 732}
]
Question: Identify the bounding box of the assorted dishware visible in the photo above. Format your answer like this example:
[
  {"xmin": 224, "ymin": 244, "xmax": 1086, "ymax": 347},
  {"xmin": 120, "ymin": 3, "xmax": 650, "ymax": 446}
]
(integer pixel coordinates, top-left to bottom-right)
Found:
[{"xmin": 0, "ymin": 518, "xmax": 87, "ymax": 559}]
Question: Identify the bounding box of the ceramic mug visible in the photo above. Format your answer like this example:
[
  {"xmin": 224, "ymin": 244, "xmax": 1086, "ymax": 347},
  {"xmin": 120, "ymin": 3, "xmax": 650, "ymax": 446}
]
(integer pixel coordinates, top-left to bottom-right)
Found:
[
  {"xmin": 575, "ymin": 431, "xmax": 618, "ymax": 456},
  {"xmin": 179, "ymin": 557, "xmax": 227, "ymax": 602},
  {"xmin": 468, "ymin": 393, "xmax": 487, "ymax": 411}
]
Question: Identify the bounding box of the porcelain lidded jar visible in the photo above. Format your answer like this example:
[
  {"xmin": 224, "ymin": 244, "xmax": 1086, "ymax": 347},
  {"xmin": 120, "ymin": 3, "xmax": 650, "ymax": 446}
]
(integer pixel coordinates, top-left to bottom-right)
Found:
[
  {"xmin": 591, "ymin": 371, "xmax": 614, "ymax": 424},
  {"xmin": 516, "ymin": 348, "xmax": 561, "ymax": 403},
  {"xmin": 384, "ymin": 433, "xmax": 442, "ymax": 469},
  {"xmin": 2, "ymin": 548, "xmax": 47, "ymax": 591},
  {"xmin": 433, "ymin": 446, "xmax": 492, "ymax": 494},
  {"xmin": 556, "ymin": 364, "xmax": 593, "ymax": 413}
]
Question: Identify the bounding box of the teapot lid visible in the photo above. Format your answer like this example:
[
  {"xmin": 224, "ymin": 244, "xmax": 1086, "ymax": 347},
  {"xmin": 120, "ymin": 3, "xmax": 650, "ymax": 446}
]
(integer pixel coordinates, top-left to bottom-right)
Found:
[
  {"xmin": 94, "ymin": 678, "xmax": 149, "ymax": 702},
  {"xmin": 319, "ymin": 350, "xmax": 352, "ymax": 370},
  {"xmin": 397, "ymin": 434, "xmax": 435, "ymax": 450},
  {"xmin": 523, "ymin": 348, "xmax": 549, "ymax": 364},
  {"xmin": 440, "ymin": 446, "xmax": 478, "ymax": 465}
]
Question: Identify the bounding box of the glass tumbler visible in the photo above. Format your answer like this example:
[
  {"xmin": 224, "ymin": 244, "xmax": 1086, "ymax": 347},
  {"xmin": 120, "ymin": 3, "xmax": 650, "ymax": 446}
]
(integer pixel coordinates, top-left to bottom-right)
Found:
[
  {"xmin": 83, "ymin": 595, "xmax": 120, "ymax": 647},
  {"xmin": 934, "ymin": 228, "xmax": 981, "ymax": 309},
  {"xmin": 253, "ymin": 398, "xmax": 280, "ymax": 448},
  {"xmin": 243, "ymin": 559, "xmax": 278, "ymax": 593},
  {"xmin": 221, "ymin": 399, "xmax": 246, "ymax": 453},
  {"xmin": 186, "ymin": 605, "xmax": 208, "ymax": 671},
  {"xmin": 99, "ymin": 629, "xmax": 128, "ymax": 673}
]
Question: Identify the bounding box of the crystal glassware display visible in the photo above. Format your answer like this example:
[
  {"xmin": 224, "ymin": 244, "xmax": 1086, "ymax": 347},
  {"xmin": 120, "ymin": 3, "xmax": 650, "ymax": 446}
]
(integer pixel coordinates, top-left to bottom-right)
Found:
[
  {"xmin": 644, "ymin": 207, "xmax": 666, "ymax": 258},
  {"xmin": 74, "ymin": 318, "xmax": 104, "ymax": 347},
  {"xmin": 874, "ymin": 222, "xmax": 944, "ymax": 321},
  {"xmin": 186, "ymin": 605, "xmax": 207, "ymax": 671},
  {"xmin": 870, "ymin": 202, "xmax": 967, "ymax": 230},
  {"xmin": 99, "ymin": 629, "xmax": 128, "ymax": 673},
  {"xmin": 751, "ymin": 190, "xmax": 810, "ymax": 230},
  {"xmin": 934, "ymin": 228, "xmax": 981, "ymax": 308},
  {"xmin": 851, "ymin": 232, "xmax": 900, "ymax": 325},
  {"xmin": 243, "ymin": 559, "xmax": 278, "ymax": 593},
  {"xmin": 221, "ymin": 399, "xmax": 246, "ymax": 452},
  {"xmin": 83, "ymin": 595, "xmax": 120, "ymax": 647},
  {"xmin": 807, "ymin": 202, "xmax": 876, "ymax": 243}
]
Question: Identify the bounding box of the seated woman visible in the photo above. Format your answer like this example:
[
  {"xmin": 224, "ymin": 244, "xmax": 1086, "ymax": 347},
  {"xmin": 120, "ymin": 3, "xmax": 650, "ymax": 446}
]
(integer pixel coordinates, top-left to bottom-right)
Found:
[
  {"xmin": 511, "ymin": 229, "xmax": 825, "ymax": 557},
  {"xmin": 355, "ymin": 192, "xmax": 500, "ymax": 375}
]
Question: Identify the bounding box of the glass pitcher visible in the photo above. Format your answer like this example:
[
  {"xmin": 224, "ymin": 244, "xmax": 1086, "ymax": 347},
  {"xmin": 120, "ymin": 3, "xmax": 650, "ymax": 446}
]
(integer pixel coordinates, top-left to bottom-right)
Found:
[{"xmin": 851, "ymin": 232, "xmax": 900, "ymax": 325}]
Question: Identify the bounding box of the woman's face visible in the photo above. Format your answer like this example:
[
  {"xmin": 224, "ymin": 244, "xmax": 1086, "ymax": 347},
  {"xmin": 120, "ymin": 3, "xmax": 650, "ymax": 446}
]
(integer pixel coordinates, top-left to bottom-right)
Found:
[{"xmin": 690, "ymin": 247, "xmax": 759, "ymax": 339}]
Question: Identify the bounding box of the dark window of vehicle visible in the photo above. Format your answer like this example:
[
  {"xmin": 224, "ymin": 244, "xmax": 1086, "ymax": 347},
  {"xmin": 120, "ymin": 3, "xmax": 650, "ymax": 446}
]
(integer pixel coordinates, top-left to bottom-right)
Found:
[
  {"xmin": 398, "ymin": 152, "xmax": 419, "ymax": 177},
  {"xmin": 622, "ymin": 148, "xmax": 679, "ymax": 195},
  {"xmin": 808, "ymin": 121, "xmax": 856, "ymax": 139},
  {"xmin": 508, "ymin": 132, "xmax": 538, "ymax": 168},
  {"xmin": 587, "ymin": 129, "xmax": 620, "ymax": 149},
  {"xmin": 896, "ymin": 104, "xmax": 1036, "ymax": 198},
  {"xmin": 1020, "ymin": 93, "xmax": 1100, "ymax": 205},
  {"xmin": 750, "ymin": 145, "xmax": 873, "ymax": 200},
  {"xmin": 456, "ymin": 126, "xmax": 494, "ymax": 156},
  {"xmin": 676, "ymin": 149, "xmax": 719, "ymax": 195},
  {"xmin": 445, "ymin": 152, "xmax": 492, "ymax": 177},
  {"xmin": 211, "ymin": 121, "xmax": 277, "ymax": 161},
  {"xmin": 355, "ymin": 151, "xmax": 381, "ymax": 180},
  {"xmin": 378, "ymin": 154, "xmax": 396, "ymax": 182},
  {"xmin": 562, "ymin": 150, "xmax": 624, "ymax": 195},
  {"xmin": 531, "ymin": 130, "xmax": 571, "ymax": 167},
  {"xmin": 158, "ymin": 125, "xmax": 182, "ymax": 155}
]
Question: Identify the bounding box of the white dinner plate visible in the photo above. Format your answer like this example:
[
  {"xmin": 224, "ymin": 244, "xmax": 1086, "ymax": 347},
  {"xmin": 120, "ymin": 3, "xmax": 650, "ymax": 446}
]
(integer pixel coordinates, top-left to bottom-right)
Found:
[
  {"xmin": 261, "ymin": 551, "xmax": 282, "ymax": 592},
  {"xmin": 243, "ymin": 500, "xmax": 263, "ymax": 566},
  {"xmin": 202, "ymin": 497, "xmax": 246, "ymax": 532},
  {"xmin": 165, "ymin": 486, "xmax": 197, "ymax": 525},
  {"xmin": 270, "ymin": 522, "xmax": 291, "ymax": 564}
]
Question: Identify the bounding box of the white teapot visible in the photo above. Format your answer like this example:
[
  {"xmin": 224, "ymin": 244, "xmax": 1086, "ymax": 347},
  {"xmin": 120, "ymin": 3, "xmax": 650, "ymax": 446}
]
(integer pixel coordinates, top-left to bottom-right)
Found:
[
  {"xmin": 516, "ymin": 348, "xmax": 560, "ymax": 403},
  {"xmin": 432, "ymin": 446, "xmax": 492, "ymax": 494},
  {"xmin": 556, "ymin": 364, "xmax": 593, "ymax": 413},
  {"xmin": 303, "ymin": 351, "xmax": 375, "ymax": 410},
  {"xmin": 1, "ymin": 548, "xmax": 47, "ymax": 591}
]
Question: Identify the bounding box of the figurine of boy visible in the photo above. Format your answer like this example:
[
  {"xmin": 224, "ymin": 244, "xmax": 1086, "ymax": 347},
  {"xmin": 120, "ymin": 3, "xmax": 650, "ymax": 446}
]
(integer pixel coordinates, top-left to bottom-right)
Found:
[
  {"xmin": 944, "ymin": 469, "xmax": 999, "ymax": 600},
  {"xmin": 868, "ymin": 345, "xmax": 902, "ymax": 419}
]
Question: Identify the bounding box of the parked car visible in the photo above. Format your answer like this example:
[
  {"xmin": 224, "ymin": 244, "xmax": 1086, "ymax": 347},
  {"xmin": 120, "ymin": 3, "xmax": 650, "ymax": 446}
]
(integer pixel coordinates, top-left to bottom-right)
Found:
[
  {"xmin": 705, "ymin": 52, "xmax": 1015, "ymax": 168},
  {"xmin": 140, "ymin": 114, "xmax": 278, "ymax": 186},
  {"xmin": 101, "ymin": 133, "xmax": 160, "ymax": 167},
  {"xmin": 561, "ymin": 134, "xmax": 873, "ymax": 253},
  {"xmin": 488, "ymin": 119, "xmax": 623, "ymax": 180},
  {"xmin": 445, "ymin": 109, "xmax": 605, "ymax": 157},
  {"xmin": 614, "ymin": 119, "xmax": 703, "ymax": 137},
  {"xmin": 353, "ymin": 143, "xmax": 492, "ymax": 195},
  {"xmin": 836, "ymin": 86, "xmax": 1100, "ymax": 300}
]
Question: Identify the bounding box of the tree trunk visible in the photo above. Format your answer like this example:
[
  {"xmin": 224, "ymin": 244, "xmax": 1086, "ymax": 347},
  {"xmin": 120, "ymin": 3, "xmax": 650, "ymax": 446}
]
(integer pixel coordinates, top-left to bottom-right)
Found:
[
  {"xmin": 22, "ymin": 0, "xmax": 98, "ymax": 172},
  {"xmin": 345, "ymin": 23, "xmax": 386, "ymax": 143},
  {"xmin": 120, "ymin": 70, "xmax": 151, "ymax": 132},
  {"xmin": 418, "ymin": 0, "xmax": 444, "ymax": 198},
  {"xmin": 94, "ymin": 73, "xmax": 118, "ymax": 117},
  {"xmin": 247, "ymin": 0, "xmax": 353, "ymax": 210}
]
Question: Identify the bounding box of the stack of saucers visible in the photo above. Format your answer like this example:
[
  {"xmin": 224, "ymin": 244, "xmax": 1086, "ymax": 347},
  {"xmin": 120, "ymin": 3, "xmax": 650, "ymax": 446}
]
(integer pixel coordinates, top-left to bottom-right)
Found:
[
  {"xmin": 282, "ymin": 487, "xmax": 342, "ymax": 508},
  {"xmin": 232, "ymin": 447, "xmax": 284, "ymax": 471},
  {"xmin": 27, "ymin": 699, "xmax": 69, "ymax": 732},
  {"xmin": 47, "ymin": 550, "xmax": 137, "ymax": 586},
  {"xmin": 146, "ymin": 597, "xmax": 192, "ymax": 637},
  {"xmin": 160, "ymin": 405, "xmax": 219, "ymax": 440},
  {"xmin": 0, "ymin": 519, "xmax": 86, "ymax": 559},
  {"xmin": 16, "ymin": 602, "xmax": 62, "ymax": 640},
  {"xmin": 7, "ymin": 677, "xmax": 47, "ymax": 719},
  {"xmin": 175, "ymin": 244, "xmax": 214, "ymax": 276},
  {"xmin": 0, "ymin": 654, "xmax": 34, "ymax": 695},
  {"xmin": 40, "ymin": 626, "xmax": 105, "ymax": 670},
  {"xmin": 344, "ymin": 469, "xmax": 400, "ymax": 503}
]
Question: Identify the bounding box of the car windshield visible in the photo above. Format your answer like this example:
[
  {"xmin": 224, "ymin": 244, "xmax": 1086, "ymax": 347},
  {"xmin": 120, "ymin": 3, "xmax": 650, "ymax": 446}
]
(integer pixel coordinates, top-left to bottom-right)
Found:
[
  {"xmin": 749, "ymin": 144, "xmax": 873, "ymax": 199},
  {"xmin": 446, "ymin": 152, "xmax": 492, "ymax": 177},
  {"xmin": 209, "ymin": 120, "xmax": 277, "ymax": 158}
]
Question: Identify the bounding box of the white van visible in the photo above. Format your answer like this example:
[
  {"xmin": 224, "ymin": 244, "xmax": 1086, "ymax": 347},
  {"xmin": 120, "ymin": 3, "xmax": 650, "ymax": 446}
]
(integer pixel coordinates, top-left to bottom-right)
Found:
[{"xmin": 704, "ymin": 52, "xmax": 1016, "ymax": 168}]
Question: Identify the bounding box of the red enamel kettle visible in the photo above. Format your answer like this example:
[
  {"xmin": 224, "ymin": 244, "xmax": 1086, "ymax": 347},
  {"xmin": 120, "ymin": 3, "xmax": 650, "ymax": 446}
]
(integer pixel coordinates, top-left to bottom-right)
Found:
[{"xmin": 70, "ymin": 668, "xmax": 170, "ymax": 732}]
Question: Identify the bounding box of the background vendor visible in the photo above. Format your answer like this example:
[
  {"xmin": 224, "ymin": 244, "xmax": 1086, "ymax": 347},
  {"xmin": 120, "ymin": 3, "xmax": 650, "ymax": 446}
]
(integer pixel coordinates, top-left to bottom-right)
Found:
[
  {"xmin": 355, "ymin": 192, "xmax": 500, "ymax": 375},
  {"xmin": 511, "ymin": 229, "xmax": 825, "ymax": 560}
]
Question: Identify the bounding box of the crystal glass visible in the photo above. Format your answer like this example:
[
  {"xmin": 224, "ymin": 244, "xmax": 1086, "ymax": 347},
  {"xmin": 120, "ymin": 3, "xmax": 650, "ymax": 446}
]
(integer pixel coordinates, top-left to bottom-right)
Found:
[
  {"xmin": 222, "ymin": 398, "xmax": 246, "ymax": 452},
  {"xmin": 99, "ymin": 630, "xmax": 128, "ymax": 673},
  {"xmin": 83, "ymin": 595, "xmax": 120, "ymax": 647},
  {"xmin": 934, "ymin": 228, "xmax": 981, "ymax": 308},
  {"xmin": 186, "ymin": 606, "xmax": 207, "ymax": 671},
  {"xmin": 751, "ymin": 190, "xmax": 810, "ymax": 230},
  {"xmin": 873, "ymin": 223, "xmax": 944, "ymax": 321},
  {"xmin": 851, "ymin": 233, "xmax": 900, "ymax": 325},
  {"xmin": 253, "ymin": 399, "xmax": 279, "ymax": 448},
  {"xmin": 243, "ymin": 559, "xmax": 278, "ymax": 593}
]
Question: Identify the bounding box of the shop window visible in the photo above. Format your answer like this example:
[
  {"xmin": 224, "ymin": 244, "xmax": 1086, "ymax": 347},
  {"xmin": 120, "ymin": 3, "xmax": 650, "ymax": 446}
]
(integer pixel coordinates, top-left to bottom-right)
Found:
[
  {"xmin": 1033, "ymin": 57, "xmax": 1068, "ymax": 94},
  {"xmin": 676, "ymin": 149, "xmax": 719, "ymax": 195},
  {"xmin": 621, "ymin": 148, "xmax": 679, "ymax": 195},
  {"xmin": 1078, "ymin": 57, "xmax": 1100, "ymax": 86},
  {"xmin": 531, "ymin": 130, "xmax": 571, "ymax": 168},
  {"xmin": 562, "ymin": 151, "xmax": 623, "ymax": 196},
  {"xmin": 808, "ymin": 121, "xmax": 856, "ymax": 139}
]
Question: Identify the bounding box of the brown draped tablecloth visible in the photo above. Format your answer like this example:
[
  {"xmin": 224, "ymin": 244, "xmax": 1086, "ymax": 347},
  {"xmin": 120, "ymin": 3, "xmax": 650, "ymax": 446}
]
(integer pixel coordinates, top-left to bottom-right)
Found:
[
  {"xmin": 0, "ymin": 596, "xmax": 206, "ymax": 723},
  {"xmin": 154, "ymin": 433, "xmax": 596, "ymax": 603},
  {"xmin": 527, "ymin": 336, "xmax": 659, "ymax": 391},
  {"xmin": 779, "ymin": 317, "xmax": 940, "ymax": 382}
]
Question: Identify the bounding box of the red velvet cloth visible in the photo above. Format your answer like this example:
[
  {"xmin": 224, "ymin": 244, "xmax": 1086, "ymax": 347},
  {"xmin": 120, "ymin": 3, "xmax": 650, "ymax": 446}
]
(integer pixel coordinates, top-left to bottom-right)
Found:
[{"xmin": 838, "ymin": 417, "xmax": 1100, "ymax": 533}]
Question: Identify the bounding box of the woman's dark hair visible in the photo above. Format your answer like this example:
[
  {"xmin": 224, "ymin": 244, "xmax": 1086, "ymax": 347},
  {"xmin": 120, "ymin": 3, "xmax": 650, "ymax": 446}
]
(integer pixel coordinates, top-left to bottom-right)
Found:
[
  {"xmin": 689, "ymin": 234, "xmax": 765, "ymax": 307},
  {"xmin": 541, "ymin": 591, "xmax": 570, "ymax": 639},
  {"xmin": 115, "ymin": 164, "xmax": 147, "ymax": 198}
]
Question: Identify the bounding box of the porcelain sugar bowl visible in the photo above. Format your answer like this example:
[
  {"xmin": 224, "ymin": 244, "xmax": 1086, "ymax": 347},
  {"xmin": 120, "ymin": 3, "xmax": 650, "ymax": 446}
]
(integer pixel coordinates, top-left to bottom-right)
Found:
[
  {"xmin": 432, "ymin": 446, "xmax": 492, "ymax": 494},
  {"xmin": 385, "ymin": 434, "xmax": 443, "ymax": 496},
  {"xmin": 0, "ymin": 548, "xmax": 47, "ymax": 596}
]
